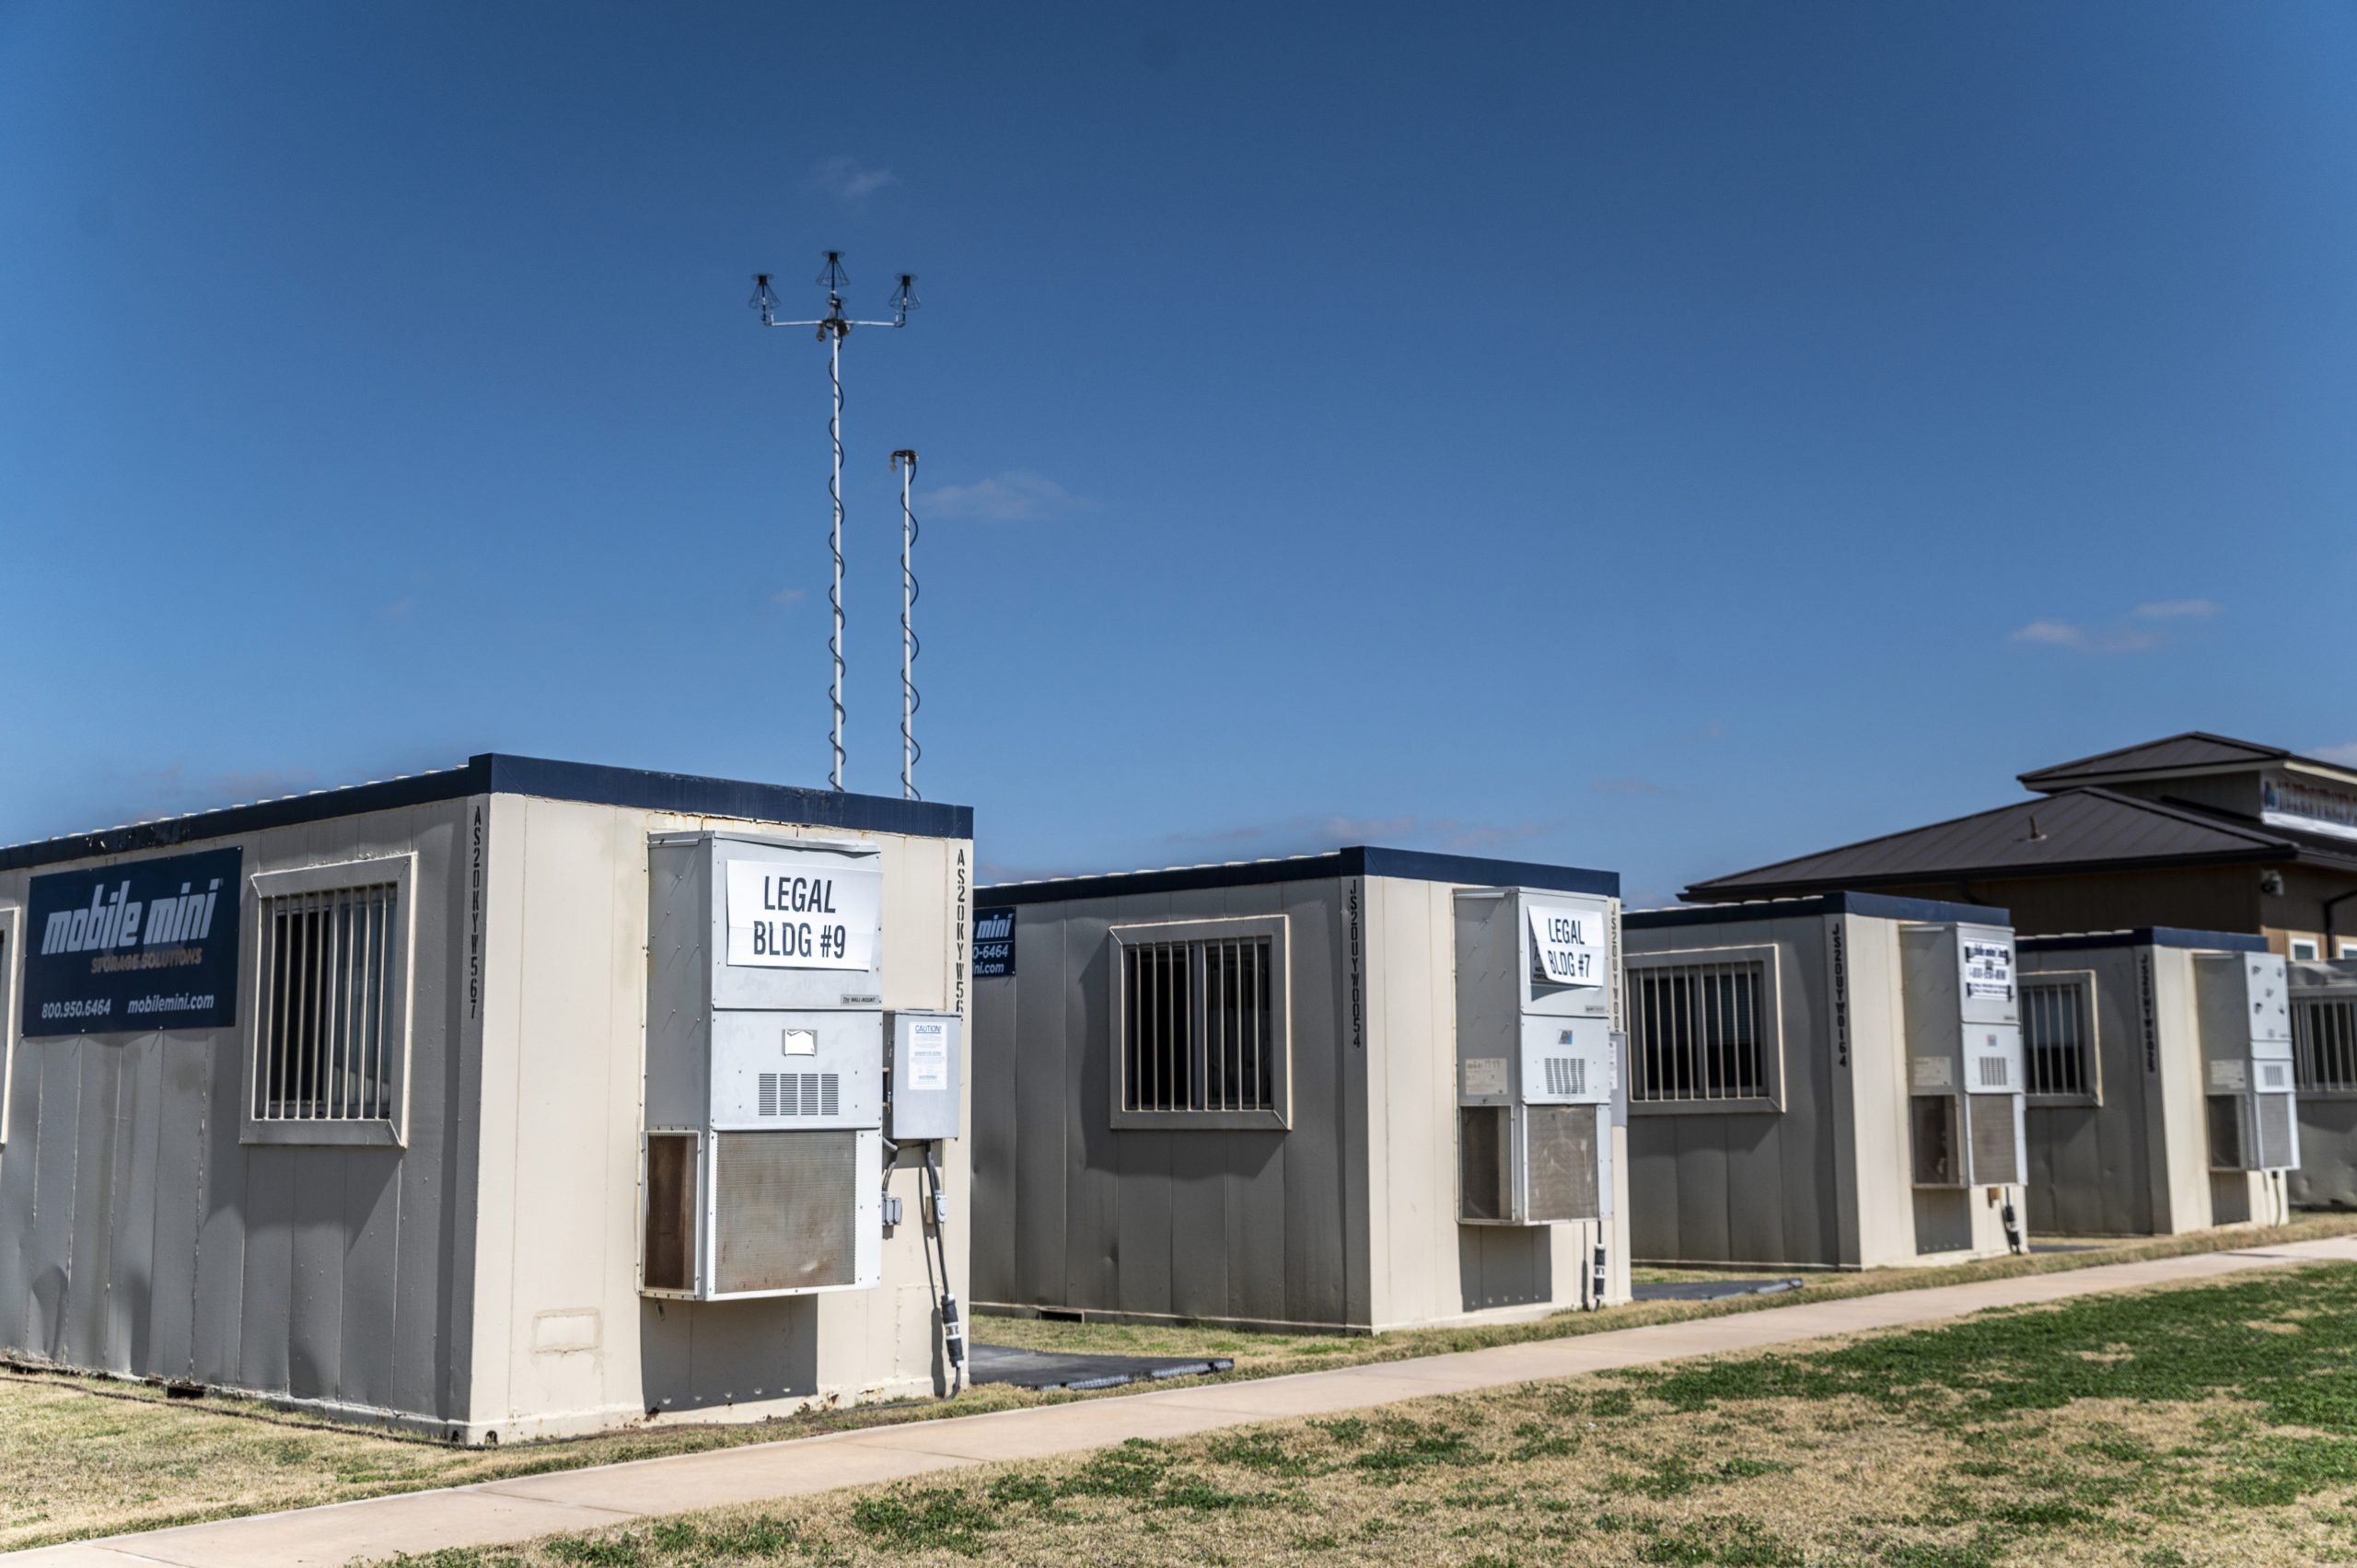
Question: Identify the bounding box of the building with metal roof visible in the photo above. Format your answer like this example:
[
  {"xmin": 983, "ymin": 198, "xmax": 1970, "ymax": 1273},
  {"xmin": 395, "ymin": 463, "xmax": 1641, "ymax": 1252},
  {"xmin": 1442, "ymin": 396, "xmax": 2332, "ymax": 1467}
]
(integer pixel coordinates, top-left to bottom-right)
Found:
[{"xmin": 1684, "ymin": 733, "xmax": 2357, "ymax": 959}]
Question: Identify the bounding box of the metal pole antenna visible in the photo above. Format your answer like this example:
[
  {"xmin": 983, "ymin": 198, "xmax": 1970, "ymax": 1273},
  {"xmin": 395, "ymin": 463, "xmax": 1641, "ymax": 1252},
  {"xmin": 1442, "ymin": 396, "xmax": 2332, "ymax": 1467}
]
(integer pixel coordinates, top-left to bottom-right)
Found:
[
  {"xmin": 891, "ymin": 448, "xmax": 920, "ymax": 801},
  {"xmin": 749, "ymin": 255, "xmax": 920, "ymax": 792}
]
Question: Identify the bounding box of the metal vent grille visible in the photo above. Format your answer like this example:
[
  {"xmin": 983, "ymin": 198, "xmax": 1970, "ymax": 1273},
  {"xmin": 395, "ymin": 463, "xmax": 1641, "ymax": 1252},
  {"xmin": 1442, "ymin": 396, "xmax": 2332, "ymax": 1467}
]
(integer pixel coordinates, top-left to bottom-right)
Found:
[
  {"xmin": 2022, "ymin": 976, "xmax": 2093, "ymax": 1098},
  {"xmin": 758, "ymin": 1072, "xmax": 842, "ymax": 1117},
  {"xmin": 1629, "ymin": 958, "xmax": 1768, "ymax": 1102},
  {"xmin": 714, "ymin": 1131, "xmax": 857, "ymax": 1294},
  {"xmin": 2294, "ymin": 998, "xmax": 2357, "ymax": 1091},
  {"xmin": 254, "ymin": 880, "xmax": 401, "ymax": 1124},
  {"xmin": 1543, "ymin": 1057, "xmax": 1586, "ymax": 1097},
  {"xmin": 1967, "ymin": 1093, "xmax": 2022, "ymax": 1185},
  {"xmin": 2255, "ymin": 1092, "xmax": 2296, "ymax": 1170},
  {"xmin": 1526, "ymin": 1104, "xmax": 1601, "ymax": 1222},
  {"xmin": 2258, "ymin": 1061, "xmax": 2293, "ymax": 1093},
  {"xmin": 1459, "ymin": 1106, "xmax": 1508, "ymax": 1222},
  {"xmin": 1975, "ymin": 1056, "xmax": 2012, "ymax": 1090}
]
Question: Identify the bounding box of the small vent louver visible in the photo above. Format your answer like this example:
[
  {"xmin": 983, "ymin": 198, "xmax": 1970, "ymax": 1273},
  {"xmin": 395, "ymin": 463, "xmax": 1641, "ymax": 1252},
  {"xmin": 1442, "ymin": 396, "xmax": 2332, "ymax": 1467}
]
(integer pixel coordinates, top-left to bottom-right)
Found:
[
  {"xmin": 1975, "ymin": 1056, "xmax": 2011, "ymax": 1091},
  {"xmin": 1967, "ymin": 1093, "xmax": 2022, "ymax": 1185},
  {"xmin": 758, "ymin": 1072, "xmax": 842, "ymax": 1117},
  {"xmin": 2258, "ymin": 1061, "xmax": 2293, "ymax": 1093},
  {"xmin": 1543, "ymin": 1057, "xmax": 1586, "ymax": 1098}
]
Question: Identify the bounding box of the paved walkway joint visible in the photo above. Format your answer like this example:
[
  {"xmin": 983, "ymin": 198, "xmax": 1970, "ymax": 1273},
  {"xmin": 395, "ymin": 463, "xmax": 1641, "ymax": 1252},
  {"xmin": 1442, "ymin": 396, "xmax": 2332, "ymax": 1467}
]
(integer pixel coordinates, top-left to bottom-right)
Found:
[{"xmin": 15, "ymin": 1236, "xmax": 2357, "ymax": 1568}]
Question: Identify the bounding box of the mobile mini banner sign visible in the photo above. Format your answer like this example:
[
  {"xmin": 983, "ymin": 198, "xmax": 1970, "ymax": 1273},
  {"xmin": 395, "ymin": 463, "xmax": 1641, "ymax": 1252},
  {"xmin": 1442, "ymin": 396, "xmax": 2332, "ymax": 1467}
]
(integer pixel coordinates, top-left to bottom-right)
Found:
[
  {"xmin": 724, "ymin": 858, "xmax": 883, "ymax": 971},
  {"xmin": 972, "ymin": 907, "xmax": 1016, "ymax": 979},
  {"xmin": 1527, "ymin": 900, "xmax": 1606, "ymax": 987},
  {"xmin": 21, "ymin": 847, "xmax": 243, "ymax": 1037}
]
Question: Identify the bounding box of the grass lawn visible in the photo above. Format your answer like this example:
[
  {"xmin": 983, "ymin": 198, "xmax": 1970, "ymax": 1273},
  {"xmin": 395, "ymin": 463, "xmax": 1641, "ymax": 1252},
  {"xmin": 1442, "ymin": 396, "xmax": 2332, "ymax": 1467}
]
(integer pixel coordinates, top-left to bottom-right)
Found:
[
  {"xmin": 384, "ymin": 1260, "xmax": 2357, "ymax": 1567},
  {"xmin": 5, "ymin": 1215, "xmax": 2353, "ymax": 1554}
]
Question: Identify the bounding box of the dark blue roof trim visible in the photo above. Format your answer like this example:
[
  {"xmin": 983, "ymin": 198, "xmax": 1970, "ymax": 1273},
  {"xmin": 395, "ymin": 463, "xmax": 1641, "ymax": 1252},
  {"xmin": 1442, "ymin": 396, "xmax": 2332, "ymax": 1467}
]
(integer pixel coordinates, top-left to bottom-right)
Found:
[
  {"xmin": 1627, "ymin": 890, "xmax": 2009, "ymax": 930},
  {"xmin": 0, "ymin": 753, "xmax": 971, "ymax": 872},
  {"xmin": 2019, "ymin": 927, "xmax": 2270, "ymax": 955},
  {"xmin": 981, "ymin": 846, "xmax": 1618, "ymax": 906}
]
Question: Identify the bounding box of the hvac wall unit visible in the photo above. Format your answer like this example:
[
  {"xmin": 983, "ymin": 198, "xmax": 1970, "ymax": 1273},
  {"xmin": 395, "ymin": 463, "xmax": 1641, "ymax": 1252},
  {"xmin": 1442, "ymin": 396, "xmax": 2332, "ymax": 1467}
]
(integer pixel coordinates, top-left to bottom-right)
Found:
[
  {"xmin": 642, "ymin": 831, "xmax": 885, "ymax": 1300},
  {"xmin": 1901, "ymin": 923, "xmax": 2026, "ymax": 1189},
  {"xmin": 1455, "ymin": 889, "xmax": 1621, "ymax": 1225},
  {"xmin": 2196, "ymin": 951, "xmax": 2298, "ymax": 1172}
]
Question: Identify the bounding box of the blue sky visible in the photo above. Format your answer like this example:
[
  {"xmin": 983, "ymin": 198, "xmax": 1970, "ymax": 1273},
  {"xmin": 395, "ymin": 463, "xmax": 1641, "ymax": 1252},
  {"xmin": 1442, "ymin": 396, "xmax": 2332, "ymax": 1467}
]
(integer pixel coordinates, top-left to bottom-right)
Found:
[{"xmin": 5, "ymin": 1, "xmax": 2354, "ymax": 904}]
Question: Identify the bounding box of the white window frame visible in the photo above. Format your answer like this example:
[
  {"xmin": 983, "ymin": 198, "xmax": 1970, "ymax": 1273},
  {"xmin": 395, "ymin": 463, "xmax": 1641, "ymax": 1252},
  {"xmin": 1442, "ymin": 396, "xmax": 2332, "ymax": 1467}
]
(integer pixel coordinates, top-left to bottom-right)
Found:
[
  {"xmin": 2021, "ymin": 969, "xmax": 2101, "ymax": 1106},
  {"xmin": 1624, "ymin": 944, "xmax": 1784, "ymax": 1114},
  {"xmin": 2339, "ymin": 940, "xmax": 2357, "ymax": 959},
  {"xmin": 2292, "ymin": 938, "xmax": 2321, "ymax": 962},
  {"xmin": 0, "ymin": 904, "xmax": 18, "ymax": 1148},
  {"xmin": 1109, "ymin": 915, "xmax": 1291, "ymax": 1132},
  {"xmin": 2295, "ymin": 993, "xmax": 2357, "ymax": 1099},
  {"xmin": 242, "ymin": 854, "xmax": 416, "ymax": 1148}
]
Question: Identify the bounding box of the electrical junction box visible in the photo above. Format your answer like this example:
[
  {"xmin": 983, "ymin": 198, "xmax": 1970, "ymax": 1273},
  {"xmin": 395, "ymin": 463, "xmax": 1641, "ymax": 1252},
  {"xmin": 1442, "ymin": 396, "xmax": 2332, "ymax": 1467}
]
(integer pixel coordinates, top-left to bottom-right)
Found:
[
  {"xmin": 640, "ymin": 830, "xmax": 885, "ymax": 1300},
  {"xmin": 886, "ymin": 1010, "xmax": 963, "ymax": 1142},
  {"xmin": 1454, "ymin": 888, "xmax": 1622, "ymax": 1225},
  {"xmin": 1901, "ymin": 923, "xmax": 2026, "ymax": 1188},
  {"xmin": 2195, "ymin": 951, "xmax": 2298, "ymax": 1171}
]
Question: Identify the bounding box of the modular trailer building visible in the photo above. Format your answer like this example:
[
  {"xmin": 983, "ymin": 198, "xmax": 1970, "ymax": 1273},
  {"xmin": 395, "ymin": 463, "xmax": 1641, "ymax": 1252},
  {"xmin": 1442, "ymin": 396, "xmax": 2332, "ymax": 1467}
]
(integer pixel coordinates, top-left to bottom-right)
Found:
[
  {"xmin": 2017, "ymin": 931, "xmax": 2295, "ymax": 1236},
  {"xmin": 0, "ymin": 754, "xmax": 976, "ymax": 1443},
  {"xmin": 1621, "ymin": 893, "xmax": 2026, "ymax": 1272},
  {"xmin": 2291, "ymin": 958, "xmax": 2357, "ymax": 1209},
  {"xmin": 969, "ymin": 848, "xmax": 1631, "ymax": 1333}
]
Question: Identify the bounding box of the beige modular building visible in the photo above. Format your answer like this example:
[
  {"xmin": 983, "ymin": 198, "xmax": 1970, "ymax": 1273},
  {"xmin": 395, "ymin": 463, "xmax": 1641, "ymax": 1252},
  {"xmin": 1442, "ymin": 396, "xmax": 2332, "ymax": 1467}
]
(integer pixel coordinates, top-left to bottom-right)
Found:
[
  {"xmin": 0, "ymin": 754, "xmax": 975, "ymax": 1443},
  {"xmin": 2018, "ymin": 931, "xmax": 2297, "ymax": 1236},
  {"xmin": 969, "ymin": 848, "xmax": 1630, "ymax": 1335},
  {"xmin": 2290, "ymin": 958, "xmax": 2357, "ymax": 1209},
  {"xmin": 1623, "ymin": 894, "xmax": 2026, "ymax": 1271}
]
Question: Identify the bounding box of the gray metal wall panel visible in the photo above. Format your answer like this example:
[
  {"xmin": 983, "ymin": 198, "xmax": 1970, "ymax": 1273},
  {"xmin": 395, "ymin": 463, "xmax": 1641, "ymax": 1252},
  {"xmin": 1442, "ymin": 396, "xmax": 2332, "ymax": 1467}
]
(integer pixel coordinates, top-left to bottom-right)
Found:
[
  {"xmin": 969, "ymin": 977, "xmax": 1020, "ymax": 1305},
  {"xmin": 971, "ymin": 877, "xmax": 1354, "ymax": 1328},
  {"xmin": 2023, "ymin": 947, "xmax": 2163, "ymax": 1236},
  {"xmin": 2293, "ymin": 1101, "xmax": 2357, "ymax": 1208},
  {"xmin": 190, "ymin": 1026, "xmax": 248, "ymax": 1390},
  {"xmin": 0, "ymin": 1038, "xmax": 41, "ymax": 1350},
  {"xmin": 239, "ymin": 1149, "xmax": 295, "ymax": 1393},
  {"xmin": 1627, "ymin": 913, "xmax": 1847, "ymax": 1268},
  {"xmin": 64, "ymin": 1045, "xmax": 122, "ymax": 1368},
  {"xmin": 27, "ymin": 1046, "xmax": 81, "ymax": 1358},
  {"xmin": 110, "ymin": 1037, "xmax": 166, "ymax": 1372},
  {"xmin": 288, "ymin": 1148, "xmax": 347, "ymax": 1400},
  {"xmin": 146, "ymin": 1036, "xmax": 211, "ymax": 1379}
]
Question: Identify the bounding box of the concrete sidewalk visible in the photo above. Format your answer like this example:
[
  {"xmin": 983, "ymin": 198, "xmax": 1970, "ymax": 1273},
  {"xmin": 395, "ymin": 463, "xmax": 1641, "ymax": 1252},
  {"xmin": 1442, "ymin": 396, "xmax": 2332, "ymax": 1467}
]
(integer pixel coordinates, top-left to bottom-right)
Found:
[{"xmin": 17, "ymin": 1236, "xmax": 2357, "ymax": 1568}]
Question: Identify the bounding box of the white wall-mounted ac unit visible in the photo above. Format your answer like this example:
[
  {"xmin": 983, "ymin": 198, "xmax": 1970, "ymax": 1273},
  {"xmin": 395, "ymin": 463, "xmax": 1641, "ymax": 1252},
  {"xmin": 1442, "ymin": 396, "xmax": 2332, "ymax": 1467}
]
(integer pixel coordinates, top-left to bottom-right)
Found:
[
  {"xmin": 2197, "ymin": 951, "xmax": 2299, "ymax": 1172},
  {"xmin": 1902, "ymin": 923, "xmax": 2026, "ymax": 1188},
  {"xmin": 641, "ymin": 831, "xmax": 885, "ymax": 1299},
  {"xmin": 1455, "ymin": 888, "xmax": 1622, "ymax": 1225}
]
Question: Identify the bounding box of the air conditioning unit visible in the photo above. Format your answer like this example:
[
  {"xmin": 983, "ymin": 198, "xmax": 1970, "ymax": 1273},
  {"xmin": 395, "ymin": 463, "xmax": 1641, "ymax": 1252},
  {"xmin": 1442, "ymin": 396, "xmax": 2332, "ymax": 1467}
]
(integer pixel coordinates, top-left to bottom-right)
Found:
[
  {"xmin": 2196, "ymin": 951, "xmax": 2299, "ymax": 1172},
  {"xmin": 1901, "ymin": 923, "xmax": 2026, "ymax": 1188},
  {"xmin": 1455, "ymin": 888, "xmax": 1621, "ymax": 1225},
  {"xmin": 641, "ymin": 831, "xmax": 885, "ymax": 1299}
]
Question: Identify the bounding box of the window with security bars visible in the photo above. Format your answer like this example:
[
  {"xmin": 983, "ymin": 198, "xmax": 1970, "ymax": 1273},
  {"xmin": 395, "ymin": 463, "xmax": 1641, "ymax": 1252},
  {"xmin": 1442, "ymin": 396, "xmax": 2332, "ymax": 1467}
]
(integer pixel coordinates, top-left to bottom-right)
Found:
[
  {"xmin": 1628, "ymin": 956, "xmax": 1774, "ymax": 1105},
  {"xmin": 2022, "ymin": 974, "xmax": 2096, "ymax": 1100},
  {"xmin": 1110, "ymin": 916, "xmax": 1289, "ymax": 1129},
  {"xmin": 247, "ymin": 856, "xmax": 411, "ymax": 1144},
  {"xmin": 2296, "ymin": 996, "xmax": 2357, "ymax": 1093}
]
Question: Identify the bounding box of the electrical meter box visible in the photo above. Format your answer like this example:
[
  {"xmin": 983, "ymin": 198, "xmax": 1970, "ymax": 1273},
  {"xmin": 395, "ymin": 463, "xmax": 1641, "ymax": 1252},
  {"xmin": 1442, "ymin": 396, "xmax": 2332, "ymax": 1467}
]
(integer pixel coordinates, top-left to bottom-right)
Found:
[
  {"xmin": 1901, "ymin": 923, "xmax": 2026, "ymax": 1188},
  {"xmin": 886, "ymin": 1010, "xmax": 964, "ymax": 1142},
  {"xmin": 640, "ymin": 830, "xmax": 885, "ymax": 1300},
  {"xmin": 2195, "ymin": 951, "xmax": 2298, "ymax": 1171},
  {"xmin": 1454, "ymin": 888, "xmax": 1621, "ymax": 1225}
]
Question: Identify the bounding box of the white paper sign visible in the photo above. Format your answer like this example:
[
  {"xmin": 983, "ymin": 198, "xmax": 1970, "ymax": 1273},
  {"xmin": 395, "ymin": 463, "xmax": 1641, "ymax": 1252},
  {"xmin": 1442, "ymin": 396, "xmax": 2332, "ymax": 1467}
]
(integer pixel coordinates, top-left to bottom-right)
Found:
[
  {"xmin": 1912, "ymin": 1056, "xmax": 1955, "ymax": 1091},
  {"xmin": 2211, "ymin": 1060, "xmax": 2247, "ymax": 1091},
  {"xmin": 726, "ymin": 859, "xmax": 882, "ymax": 971},
  {"xmin": 1961, "ymin": 939, "xmax": 2014, "ymax": 1001},
  {"xmin": 908, "ymin": 1018, "xmax": 950, "ymax": 1091},
  {"xmin": 1464, "ymin": 1057, "xmax": 1510, "ymax": 1096},
  {"xmin": 1527, "ymin": 902, "xmax": 1606, "ymax": 988}
]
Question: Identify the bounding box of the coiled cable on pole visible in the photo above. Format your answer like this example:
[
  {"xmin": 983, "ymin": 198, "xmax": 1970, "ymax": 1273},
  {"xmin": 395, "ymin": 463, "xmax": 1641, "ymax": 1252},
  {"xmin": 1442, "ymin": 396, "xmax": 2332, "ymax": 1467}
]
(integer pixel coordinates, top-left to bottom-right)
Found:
[{"xmin": 893, "ymin": 448, "xmax": 922, "ymax": 801}]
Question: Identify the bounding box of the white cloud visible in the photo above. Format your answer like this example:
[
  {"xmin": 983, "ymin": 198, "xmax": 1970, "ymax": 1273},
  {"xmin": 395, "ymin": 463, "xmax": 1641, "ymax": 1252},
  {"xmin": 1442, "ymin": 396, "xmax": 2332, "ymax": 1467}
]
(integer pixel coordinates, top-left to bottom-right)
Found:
[
  {"xmin": 807, "ymin": 157, "xmax": 899, "ymax": 202},
  {"xmin": 771, "ymin": 587, "xmax": 808, "ymax": 609},
  {"xmin": 2132, "ymin": 598, "xmax": 2221, "ymax": 621},
  {"xmin": 919, "ymin": 470, "xmax": 1086, "ymax": 522},
  {"xmin": 2007, "ymin": 619, "xmax": 2159, "ymax": 655},
  {"xmin": 2314, "ymin": 742, "xmax": 2357, "ymax": 767}
]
